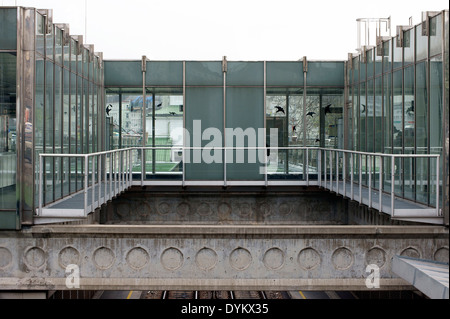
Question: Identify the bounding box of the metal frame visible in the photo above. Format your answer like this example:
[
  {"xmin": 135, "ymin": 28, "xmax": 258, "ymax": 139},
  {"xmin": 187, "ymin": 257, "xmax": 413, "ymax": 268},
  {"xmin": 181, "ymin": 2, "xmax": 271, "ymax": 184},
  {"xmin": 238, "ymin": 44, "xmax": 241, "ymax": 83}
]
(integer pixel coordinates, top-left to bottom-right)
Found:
[{"xmin": 37, "ymin": 146, "xmax": 441, "ymax": 224}]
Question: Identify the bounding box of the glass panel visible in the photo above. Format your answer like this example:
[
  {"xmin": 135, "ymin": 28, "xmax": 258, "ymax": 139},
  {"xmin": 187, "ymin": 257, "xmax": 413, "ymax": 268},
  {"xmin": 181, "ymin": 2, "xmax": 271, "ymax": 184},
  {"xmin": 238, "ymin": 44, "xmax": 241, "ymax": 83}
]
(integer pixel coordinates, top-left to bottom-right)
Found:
[
  {"xmin": 374, "ymin": 77, "xmax": 382, "ymax": 153},
  {"xmin": 352, "ymin": 57, "xmax": 359, "ymax": 83},
  {"xmin": 416, "ymin": 62, "xmax": 428, "ymax": 204},
  {"xmin": 186, "ymin": 61, "xmax": 222, "ymax": 86},
  {"xmin": 429, "ymin": 55, "xmax": 443, "ymax": 206},
  {"xmin": 146, "ymin": 61, "xmax": 183, "ymax": 86},
  {"xmin": 352, "ymin": 85, "xmax": 359, "ymax": 151},
  {"xmin": 403, "ymin": 29, "xmax": 414, "ymax": 65},
  {"xmin": 383, "ymin": 40, "xmax": 392, "ymax": 72},
  {"xmin": 0, "ymin": 8, "xmax": 17, "ymax": 50},
  {"xmin": 185, "ymin": 87, "xmax": 223, "ymax": 180},
  {"xmin": 266, "ymin": 62, "xmax": 303, "ymax": 86},
  {"xmin": 226, "ymin": 87, "xmax": 264, "ymax": 180},
  {"xmin": 46, "ymin": 25, "xmax": 54, "ymax": 60},
  {"xmin": 104, "ymin": 61, "xmax": 143, "ymax": 87},
  {"xmin": 416, "ymin": 23, "xmax": 428, "ymax": 61},
  {"xmin": 429, "ymin": 14, "xmax": 443, "ymax": 56},
  {"xmin": 375, "ymin": 46, "xmax": 383, "ymax": 76},
  {"xmin": 366, "ymin": 79, "xmax": 374, "ymax": 153},
  {"xmin": 359, "ymin": 82, "xmax": 366, "ymax": 152},
  {"xmin": 36, "ymin": 12, "xmax": 45, "ymax": 56},
  {"xmin": 392, "ymin": 70, "xmax": 403, "ymax": 194},
  {"xmin": 403, "ymin": 66, "xmax": 414, "ymax": 200},
  {"xmin": 34, "ymin": 55, "xmax": 44, "ymax": 203},
  {"xmin": 0, "ymin": 52, "xmax": 17, "ymax": 209},
  {"xmin": 227, "ymin": 62, "xmax": 264, "ymax": 86},
  {"xmin": 367, "ymin": 49, "xmax": 374, "ymax": 78},
  {"xmin": 55, "ymin": 27, "xmax": 63, "ymax": 65},
  {"xmin": 146, "ymin": 90, "xmax": 183, "ymax": 176},
  {"xmin": 393, "ymin": 36, "xmax": 402, "ymax": 70},
  {"xmin": 307, "ymin": 62, "xmax": 345, "ymax": 86},
  {"xmin": 383, "ymin": 73, "xmax": 392, "ymax": 192}
]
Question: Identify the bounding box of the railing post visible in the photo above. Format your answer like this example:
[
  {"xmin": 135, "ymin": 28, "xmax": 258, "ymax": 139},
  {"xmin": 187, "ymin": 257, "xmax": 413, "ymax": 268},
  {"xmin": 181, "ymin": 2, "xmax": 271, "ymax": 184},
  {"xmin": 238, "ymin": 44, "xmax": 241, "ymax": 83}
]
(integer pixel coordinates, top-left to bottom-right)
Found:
[
  {"xmin": 359, "ymin": 154, "xmax": 362, "ymax": 202},
  {"xmin": 343, "ymin": 151, "xmax": 346, "ymax": 197},
  {"xmin": 84, "ymin": 155, "xmax": 88, "ymax": 216},
  {"xmin": 318, "ymin": 148, "xmax": 322, "ymax": 187},
  {"xmin": 92, "ymin": 155, "xmax": 95, "ymax": 209},
  {"xmin": 336, "ymin": 150, "xmax": 339, "ymax": 194},
  {"xmin": 379, "ymin": 155, "xmax": 383, "ymax": 212},
  {"xmin": 391, "ymin": 155, "xmax": 395, "ymax": 217},
  {"xmin": 324, "ymin": 150, "xmax": 327, "ymax": 187},
  {"xmin": 368, "ymin": 154, "xmax": 372, "ymax": 208},
  {"xmin": 436, "ymin": 156, "xmax": 440, "ymax": 216},
  {"xmin": 330, "ymin": 150, "xmax": 333, "ymax": 191},
  {"xmin": 38, "ymin": 154, "xmax": 43, "ymax": 216},
  {"xmin": 351, "ymin": 152, "xmax": 354, "ymax": 201},
  {"xmin": 98, "ymin": 154, "xmax": 101, "ymax": 205},
  {"xmin": 306, "ymin": 148, "xmax": 309, "ymax": 186},
  {"xmin": 141, "ymin": 147, "xmax": 144, "ymax": 186}
]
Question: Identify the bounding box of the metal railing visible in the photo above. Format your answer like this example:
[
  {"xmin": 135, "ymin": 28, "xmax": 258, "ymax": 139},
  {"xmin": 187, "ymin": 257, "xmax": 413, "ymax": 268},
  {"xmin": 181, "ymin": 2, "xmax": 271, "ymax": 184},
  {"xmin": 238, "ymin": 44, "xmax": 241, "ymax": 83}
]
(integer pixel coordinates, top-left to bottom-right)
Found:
[{"xmin": 37, "ymin": 147, "xmax": 441, "ymax": 221}]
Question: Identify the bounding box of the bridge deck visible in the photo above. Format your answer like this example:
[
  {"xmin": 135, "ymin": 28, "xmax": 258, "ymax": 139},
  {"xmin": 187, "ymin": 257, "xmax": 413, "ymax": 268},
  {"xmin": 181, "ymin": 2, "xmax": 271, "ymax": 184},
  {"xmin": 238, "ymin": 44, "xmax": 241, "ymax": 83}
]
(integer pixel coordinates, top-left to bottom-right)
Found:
[{"xmin": 36, "ymin": 177, "xmax": 442, "ymax": 225}]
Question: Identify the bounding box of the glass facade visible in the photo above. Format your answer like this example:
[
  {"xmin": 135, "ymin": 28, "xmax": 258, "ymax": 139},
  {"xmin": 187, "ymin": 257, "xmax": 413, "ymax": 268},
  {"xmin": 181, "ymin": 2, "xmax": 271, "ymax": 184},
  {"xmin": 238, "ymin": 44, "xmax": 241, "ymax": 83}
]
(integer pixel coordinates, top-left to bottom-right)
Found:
[
  {"xmin": 0, "ymin": 7, "xmax": 448, "ymax": 228},
  {"xmin": 348, "ymin": 11, "xmax": 447, "ymax": 207}
]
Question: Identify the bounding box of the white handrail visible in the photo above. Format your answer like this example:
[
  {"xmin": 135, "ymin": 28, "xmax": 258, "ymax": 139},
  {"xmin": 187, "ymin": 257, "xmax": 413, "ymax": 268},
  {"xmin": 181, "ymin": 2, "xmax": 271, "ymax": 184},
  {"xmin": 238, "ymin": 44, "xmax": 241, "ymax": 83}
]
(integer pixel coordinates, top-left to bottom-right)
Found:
[{"xmin": 38, "ymin": 147, "xmax": 441, "ymax": 219}]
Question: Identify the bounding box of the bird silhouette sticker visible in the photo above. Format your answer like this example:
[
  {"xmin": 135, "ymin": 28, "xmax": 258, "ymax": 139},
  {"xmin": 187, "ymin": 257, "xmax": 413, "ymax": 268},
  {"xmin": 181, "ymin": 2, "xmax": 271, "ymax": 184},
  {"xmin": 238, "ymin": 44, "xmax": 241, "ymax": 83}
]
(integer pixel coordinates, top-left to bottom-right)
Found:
[
  {"xmin": 106, "ymin": 104, "xmax": 113, "ymax": 116},
  {"xmin": 306, "ymin": 111, "xmax": 316, "ymax": 117},
  {"xmin": 324, "ymin": 104, "xmax": 332, "ymax": 115},
  {"xmin": 274, "ymin": 106, "xmax": 285, "ymax": 114}
]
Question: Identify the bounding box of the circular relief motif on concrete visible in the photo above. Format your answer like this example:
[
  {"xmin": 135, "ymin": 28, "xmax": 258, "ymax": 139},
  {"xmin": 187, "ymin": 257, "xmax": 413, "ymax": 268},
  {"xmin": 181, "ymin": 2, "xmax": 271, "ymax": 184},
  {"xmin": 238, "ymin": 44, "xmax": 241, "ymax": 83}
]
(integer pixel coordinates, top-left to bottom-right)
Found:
[
  {"xmin": 400, "ymin": 247, "xmax": 421, "ymax": 259},
  {"xmin": 237, "ymin": 202, "xmax": 253, "ymax": 218},
  {"xmin": 332, "ymin": 247, "xmax": 354, "ymax": 270},
  {"xmin": 197, "ymin": 202, "xmax": 212, "ymax": 216},
  {"xmin": 157, "ymin": 202, "xmax": 172, "ymax": 215},
  {"xmin": 263, "ymin": 248, "xmax": 285, "ymax": 270},
  {"xmin": 136, "ymin": 202, "xmax": 152, "ymax": 218},
  {"xmin": 278, "ymin": 202, "xmax": 292, "ymax": 216},
  {"xmin": 58, "ymin": 246, "xmax": 81, "ymax": 269},
  {"xmin": 176, "ymin": 202, "xmax": 190, "ymax": 216},
  {"xmin": 0, "ymin": 247, "xmax": 12, "ymax": 269},
  {"xmin": 434, "ymin": 247, "xmax": 449, "ymax": 263},
  {"xmin": 259, "ymin": 201, "xmax": 272, "ymax": 217},
  {"xmin": 298, "ymin": 247, "xmax": 321, "ymax": 270},
  {"xmin": 93, "ymin": 247, "xmax": 115, "ymax": 270},
  {"xmin": 24, "ymin": 247, "xmax": 46, "ymax": 269},
  {"xmin": 365, "ymin": 246, "xmax": 386, "ymax": 268},
  {"xmin": 195, "ymin": 248, "xmax": 218, "ymax": 271},
  {"xmin": 126, "ymin": 247, "xmax": 150, "ymax": 270},
  {"xmin": 230, "ymin": 247, "xmax": 252, "ymax": 271},
  {"xmin": 161, "ymin": 247, "xmax": 183, "ymax": 271},
  {"xmin": 115, "ymin": 202, "xmax": 131, "ymax": 219},
  {"xmin": 217, "ymin": 202, "xmax": 231, "ymax": 217}
]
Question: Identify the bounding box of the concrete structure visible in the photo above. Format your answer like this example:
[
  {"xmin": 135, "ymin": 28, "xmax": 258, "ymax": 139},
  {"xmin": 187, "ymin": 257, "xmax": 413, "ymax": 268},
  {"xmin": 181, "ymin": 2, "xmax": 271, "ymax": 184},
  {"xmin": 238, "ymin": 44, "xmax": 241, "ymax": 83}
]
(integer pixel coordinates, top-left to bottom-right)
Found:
[{"xmin": 0, "ymin": 6, "xmax": 448, "ymax": 298}]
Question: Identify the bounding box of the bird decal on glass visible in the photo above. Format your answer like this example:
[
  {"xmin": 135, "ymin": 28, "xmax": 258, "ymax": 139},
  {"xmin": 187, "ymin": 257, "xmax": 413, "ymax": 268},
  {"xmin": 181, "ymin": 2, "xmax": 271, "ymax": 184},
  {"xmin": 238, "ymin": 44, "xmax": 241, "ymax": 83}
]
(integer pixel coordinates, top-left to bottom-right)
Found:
[
  {"xmin": 106, "ymin": 104, "xmax": 113, "ymax": 116},
  {"xmin": 274, "ymin": 105, "xmax": 285, "ymax": 114},
  {"xmin": 169, "ymin": 112, "xmax": 176, "ymax": 115},
  {"xmin": 361, "ymin": 104, "xmax": 366, "ymax": 113},
  {"xmin": 324, "ymin": 104, "xmax": 332, "ymax": 115},
  {"xmin": 292, "ymin": 125, "xmax": 296, "ymax": 132},
  {"xmin": 306, "ymin": 111, "xmax": 316, "ymax": 117},
  {"xmin": 406, "ymin": 101, "xmax": 414, "ymax": 115}
]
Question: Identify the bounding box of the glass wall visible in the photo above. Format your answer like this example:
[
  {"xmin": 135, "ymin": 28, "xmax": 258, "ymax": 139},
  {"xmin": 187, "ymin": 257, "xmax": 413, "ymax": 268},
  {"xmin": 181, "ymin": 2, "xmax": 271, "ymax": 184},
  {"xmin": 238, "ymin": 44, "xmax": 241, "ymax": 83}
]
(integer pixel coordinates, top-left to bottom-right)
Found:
[
  {"xmin": 348, "ymin": 11, "xmax": 447, "ymax": 208},
  {"xmin": 33, "ymin": 14, "xmax": 104, "ymax": 205},
  {"xmin": 0, "ymin": 8, "xmax": 17, "ymax": 228},
  {"xmin": 104, "ymin": 60, "xmax": 345, "ymax": 183}
]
